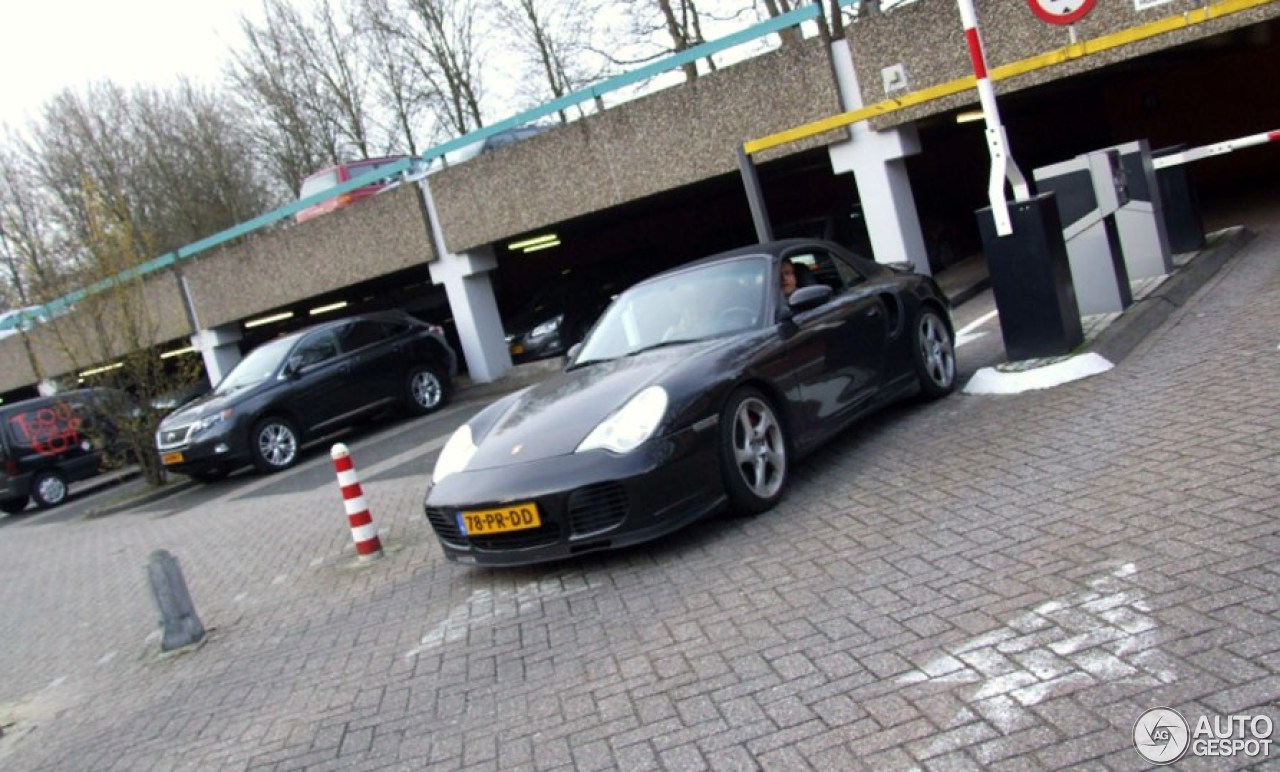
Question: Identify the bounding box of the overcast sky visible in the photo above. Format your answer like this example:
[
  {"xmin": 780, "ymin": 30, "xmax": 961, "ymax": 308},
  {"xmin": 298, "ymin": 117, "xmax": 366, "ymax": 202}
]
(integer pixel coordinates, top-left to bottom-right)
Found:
[{"xmin": 2, "ymin": 0, "xmax": 264, "ymax": 130}]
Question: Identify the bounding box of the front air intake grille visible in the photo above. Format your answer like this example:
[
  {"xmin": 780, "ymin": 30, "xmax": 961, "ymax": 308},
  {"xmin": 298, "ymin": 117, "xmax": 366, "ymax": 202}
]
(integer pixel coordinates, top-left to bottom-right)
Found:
[
  {"xmin": 424, "ymin": 506, "xmax": 466, "ymax": 546},
  {"xmin": 567, "ymin": 483, "xmax": 629, "ymax": 537},
  {"xmin": 469, "ymin": 523, "xmax": 560, "ymax": 550}
]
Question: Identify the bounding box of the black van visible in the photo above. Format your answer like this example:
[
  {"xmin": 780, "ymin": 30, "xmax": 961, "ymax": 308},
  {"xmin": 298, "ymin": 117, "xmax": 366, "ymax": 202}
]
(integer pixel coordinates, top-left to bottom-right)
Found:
[{"xmin": 0, "ymin": 389, "xmax": 131, "ymax": 514}]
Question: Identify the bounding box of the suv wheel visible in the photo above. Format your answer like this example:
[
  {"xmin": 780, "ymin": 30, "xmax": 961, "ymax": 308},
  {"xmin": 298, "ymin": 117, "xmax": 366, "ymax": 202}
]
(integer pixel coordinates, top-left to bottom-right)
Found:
[
  {"xmin": 31, "ymin": 471, "xmax": 70, "ymax": 509},
  {"xmin": 406, "ymin": 364, "xmax": 449, "ymax": 415},
  {"xmin": 250, "ymin": 417, "xmax": 300, "ymax": 473}
]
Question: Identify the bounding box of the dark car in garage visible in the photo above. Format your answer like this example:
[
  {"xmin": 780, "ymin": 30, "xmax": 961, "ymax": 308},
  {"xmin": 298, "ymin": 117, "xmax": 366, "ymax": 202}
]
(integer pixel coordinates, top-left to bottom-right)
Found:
[
  {"xmin": 423, "ymin": 238, "xmax": 956, "ymax": 566},
  {"xmin": 505, "ymin": 272, "xmax": 634, "ymax": 364},
  {"xmin": 156, "ymin": 311, "xmax": 456, "ymax": 481}
]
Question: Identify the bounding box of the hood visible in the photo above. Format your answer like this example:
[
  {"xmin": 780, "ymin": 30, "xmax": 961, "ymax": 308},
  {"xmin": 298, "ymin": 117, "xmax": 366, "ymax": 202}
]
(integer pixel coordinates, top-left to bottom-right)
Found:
[
  {"xmin": 159, "ymin": 385, "xmax": 256, "ymax": 427},
  {"xmin": 466, "ymin": 342, "xmax": 714, "ymax": 469}
]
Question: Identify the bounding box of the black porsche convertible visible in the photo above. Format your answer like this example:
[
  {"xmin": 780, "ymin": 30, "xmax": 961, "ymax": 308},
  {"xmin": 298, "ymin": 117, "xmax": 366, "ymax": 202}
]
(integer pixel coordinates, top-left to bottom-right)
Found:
[{"xmin": 423, "ymin": 239, "xmax": 957, "ymax": 566}]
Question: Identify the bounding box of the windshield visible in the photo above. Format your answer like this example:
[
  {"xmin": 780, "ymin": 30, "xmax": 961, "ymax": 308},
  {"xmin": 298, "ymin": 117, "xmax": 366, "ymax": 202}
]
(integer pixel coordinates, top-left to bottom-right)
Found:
[
  {"xmin": 299, "ymin": 169, "xmax": 340, "ymax": 198},
  {"xmin": 214, "ymin": 336, "xmax": 296, "ymax": 394},
  {"xmin": 574, "ymin": 256, "xmax": 768, "ymax": 364}
]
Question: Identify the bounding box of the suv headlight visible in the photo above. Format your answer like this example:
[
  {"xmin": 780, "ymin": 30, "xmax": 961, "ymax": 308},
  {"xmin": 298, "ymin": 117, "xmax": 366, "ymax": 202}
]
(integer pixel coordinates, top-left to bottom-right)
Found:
[
  {"xmin": 433, "ymin": 424, "xmax": 477, "ymax": 483},
  {"xmin": 194, "ymin": 408, "xmax": 233, "ymax": 436},
  {"xmin": 576, "ymin": 386, "xmax": 667, "ymax": 454}
]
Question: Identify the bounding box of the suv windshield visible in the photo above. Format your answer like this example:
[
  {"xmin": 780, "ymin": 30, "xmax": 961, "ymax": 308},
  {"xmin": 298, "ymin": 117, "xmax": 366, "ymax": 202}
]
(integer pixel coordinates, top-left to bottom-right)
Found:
[
  {"xmin": 215, "ymin": 337, "xmax": 295, "ymax": 394},
  {"xmin": 573, "ymin": 257, "xmax": 768, "ymax": 364}
]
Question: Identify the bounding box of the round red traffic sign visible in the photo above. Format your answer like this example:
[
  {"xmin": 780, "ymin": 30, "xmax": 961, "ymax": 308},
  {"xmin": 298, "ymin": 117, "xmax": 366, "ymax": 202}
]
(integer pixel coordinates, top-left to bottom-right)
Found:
[{"xmin": 1027, "ymin": 0, "xmax": 1096, "ymax": 25}]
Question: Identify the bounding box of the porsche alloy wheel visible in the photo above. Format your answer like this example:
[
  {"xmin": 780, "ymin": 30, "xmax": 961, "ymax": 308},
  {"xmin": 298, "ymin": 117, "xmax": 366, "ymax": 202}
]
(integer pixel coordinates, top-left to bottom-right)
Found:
[
  {"xmin": 721, "ymin": 388, "xmax": 787, "ymax": 515},
  {"xmin": 915, "ymin": 309, "xmax": 956, "ymax": 399},
  {"xmin": 251, "ymin": 417, "xmax": 299, "ymax": 472}
]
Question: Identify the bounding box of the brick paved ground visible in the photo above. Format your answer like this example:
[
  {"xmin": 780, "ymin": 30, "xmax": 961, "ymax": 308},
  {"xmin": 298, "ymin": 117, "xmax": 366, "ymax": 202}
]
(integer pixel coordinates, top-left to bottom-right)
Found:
[{"xmin": 1, "ymin": 219, "xmax": 1278, "ymax": 770}]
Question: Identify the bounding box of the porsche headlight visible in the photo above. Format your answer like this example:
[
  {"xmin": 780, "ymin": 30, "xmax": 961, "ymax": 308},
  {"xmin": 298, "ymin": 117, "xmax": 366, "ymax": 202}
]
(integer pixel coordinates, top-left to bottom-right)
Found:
[
  {"xmin": 576, "ymin": 386, "xmax": 668, "ymax": 454},
  {"xmin": 433, "ymin": 424, "xmax": 477, "ymax": 483}
]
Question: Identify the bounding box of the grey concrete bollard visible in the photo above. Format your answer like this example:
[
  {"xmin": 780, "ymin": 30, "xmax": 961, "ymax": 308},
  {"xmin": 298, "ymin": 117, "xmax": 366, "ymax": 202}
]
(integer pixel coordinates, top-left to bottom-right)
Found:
[{"xmin": 147, "ymin": 549, "xmax": 206, "ymax": 652}]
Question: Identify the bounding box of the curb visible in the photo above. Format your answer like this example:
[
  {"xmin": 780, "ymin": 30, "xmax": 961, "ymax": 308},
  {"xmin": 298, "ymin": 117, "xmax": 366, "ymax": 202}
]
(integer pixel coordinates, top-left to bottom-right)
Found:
[
  {"xmin": 82, "ymin": 473, "xmax": 200, "ymax": 519},
  {"xmin": 1089, "ymin": 226, "xmax": 1254, "ymax": 364},
  {"xmin": 945, "ymin": 274, "xmax": 992, "ymax": 308}
]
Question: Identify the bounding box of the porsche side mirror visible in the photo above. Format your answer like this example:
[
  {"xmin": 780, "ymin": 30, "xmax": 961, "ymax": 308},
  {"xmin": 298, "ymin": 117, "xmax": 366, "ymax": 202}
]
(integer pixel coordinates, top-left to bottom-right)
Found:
[{"xmin": 789, "ymin": 284, "xmax": 833, "ymax": 312}]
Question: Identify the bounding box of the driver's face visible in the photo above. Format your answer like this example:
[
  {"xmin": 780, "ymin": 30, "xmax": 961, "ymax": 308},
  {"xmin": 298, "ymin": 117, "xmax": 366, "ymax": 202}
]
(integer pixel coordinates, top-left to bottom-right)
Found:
[{"xmin": 780, "ymin": 262, "xmax": 797, "ymax": 296}]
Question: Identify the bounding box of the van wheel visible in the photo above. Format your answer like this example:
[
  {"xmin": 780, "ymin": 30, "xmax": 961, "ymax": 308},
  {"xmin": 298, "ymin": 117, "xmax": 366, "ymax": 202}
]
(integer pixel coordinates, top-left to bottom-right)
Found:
[
  {"xmin": 31, "ymin": 471, "xmax": 69, "ymax": 509},
  {"xmin": 1, "ymin": 497, "xmax": 28, "ymax": 515}
]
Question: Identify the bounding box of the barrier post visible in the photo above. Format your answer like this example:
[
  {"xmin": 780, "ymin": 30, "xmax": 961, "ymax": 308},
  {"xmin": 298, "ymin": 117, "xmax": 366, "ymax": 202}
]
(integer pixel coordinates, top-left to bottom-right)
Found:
[{"xmin": 331, "ymin": 443, "xmax": 383, "ymax": 561}]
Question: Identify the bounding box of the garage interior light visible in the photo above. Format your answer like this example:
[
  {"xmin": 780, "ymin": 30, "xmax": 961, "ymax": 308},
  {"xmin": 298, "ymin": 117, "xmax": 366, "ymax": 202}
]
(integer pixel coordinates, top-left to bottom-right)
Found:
[
  {"xmin": 245, "ymin": 311, "xmax": 295, "ymax": 328},
  {"xmin": 508, "ymin": 233, "xmax": 561, "ymax": 253},
  {"xmin": 955, "ymin": 110, "xmax": 985, "ymax": 124},
  {"xmin": 161, "ymin": 346, "xmax": 196, "ymax": 359},
  {"xmin": 309, "ymin": 301, "xmax": 349, "ymax": 316},
  {"xmin": 521, "ymin": 239, "xmax": 561, "ymax": 253},
  {"xmin": 80, "ymin": 362, "xmax": 124, "ymax": 377}
]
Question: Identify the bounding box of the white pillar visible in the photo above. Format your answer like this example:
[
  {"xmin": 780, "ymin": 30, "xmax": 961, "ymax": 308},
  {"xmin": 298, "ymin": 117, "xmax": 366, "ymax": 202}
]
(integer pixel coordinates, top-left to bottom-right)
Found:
[
  {"xmin": 826, "ymin": 42, "xmax": 931, "ymax": 275},
  {"xmin": 419, "ymin": 180, "xmax": 512, "ymax": 384},
  {"xmin": 427, "ymin": 246, "xmax": 512, "ymax": 383},
  {"xmin": 191, "ymin": 324, "xmax": 243, "ymax": 387}
]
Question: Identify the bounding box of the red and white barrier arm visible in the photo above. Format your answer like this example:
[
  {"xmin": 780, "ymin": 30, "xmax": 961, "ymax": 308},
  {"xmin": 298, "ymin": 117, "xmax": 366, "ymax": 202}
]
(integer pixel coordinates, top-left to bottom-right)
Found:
[
  {"xmin": 957, "ymin": 0, "xmax": 1031, "ymax": 236},
  {"xmin": 1153, "ymin": 129, "xmax": 1280, "ymax": 170}
]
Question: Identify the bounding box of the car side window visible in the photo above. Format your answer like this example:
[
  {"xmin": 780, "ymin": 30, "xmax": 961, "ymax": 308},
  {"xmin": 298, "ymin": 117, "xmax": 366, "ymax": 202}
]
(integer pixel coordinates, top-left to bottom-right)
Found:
[
  {"xmin": 293, "ymin": 331, "xmax": 340, "ymax": 368},
  {"xmin": 337, "ymin": 320, "xmax": 389, "ymax": 352},
  {"xmin": 786, "ymin": 249, "xmax": 866, "ymax": 294}
]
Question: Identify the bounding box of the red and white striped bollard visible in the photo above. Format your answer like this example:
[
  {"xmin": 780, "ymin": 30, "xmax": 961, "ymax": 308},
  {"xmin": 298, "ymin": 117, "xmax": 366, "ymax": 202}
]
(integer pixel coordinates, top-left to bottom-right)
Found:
[{"xmin": 331, "ymin": 443, "xmax": 383, "ymax": 560}]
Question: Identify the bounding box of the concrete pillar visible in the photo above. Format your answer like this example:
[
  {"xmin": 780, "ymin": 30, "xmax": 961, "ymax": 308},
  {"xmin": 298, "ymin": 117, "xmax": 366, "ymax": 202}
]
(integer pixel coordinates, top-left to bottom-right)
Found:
[
  {"xmin": 191, "ymin": 324, "xmax": 243, "ymax": 387},
  {"xmin": 826, "ymin": 42, "xmax": 931, "ymax": 274},
  {"xmin": 419, "ymin": 180, "xmax": 512, "ymax": 384},
  {"xmin": 427, "ymin": 246, "xmax": 512, "ymax": 383}
]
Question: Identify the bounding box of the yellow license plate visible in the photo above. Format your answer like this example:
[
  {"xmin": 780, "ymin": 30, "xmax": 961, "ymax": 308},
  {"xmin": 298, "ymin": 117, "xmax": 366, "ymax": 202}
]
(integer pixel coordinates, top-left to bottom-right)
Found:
[
  {"xmin": 509, "ymin": 344, "xmax": 525, "ymax": 355},
  {"xmin": 458, "ymin": 502, "xmax": 540, "ymax": 535},
  {"xmin": 161, "ymin": 451, "xmax": 184, "ymax": 465}
]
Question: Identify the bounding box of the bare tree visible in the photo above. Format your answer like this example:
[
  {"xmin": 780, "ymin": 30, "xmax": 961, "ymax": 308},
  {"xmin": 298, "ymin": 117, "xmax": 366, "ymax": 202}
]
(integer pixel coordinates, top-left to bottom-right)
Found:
[
  {"xmin": 605, "ymin": 0, "xmax": 757, "ymax": 82},
  {"xmin": 298, "ymin": 0, "xmax": 378, "ymax": 158},
  {"xmin": 28, "ymin": 83, "xmax": 275, "ymax": 262},
  {"xmin": 0, "ymin": 140, "xmax": 61, "ymax": 310},
  {"xmin": 658, "ymin": 0, "xmax": 711, "ymax": 80},
  {"xmin": 40, "ymin": 180, "xmax": 201, "ymax": 486},
  {"xmin": 127, "ymin": 81, "xmax": 277, "ymax": 248},
  {"xmin": 759, "ymin": 0, "xmax": 804, "ymax": 46},
  {"xmin": 493, "ymin": 0, "xmax": 612, "ymax": 122},
  {"xmin": 227, "ymin": 0, "xmax": 345, "ymax": 194},
  {"xmin": 358, "ymin": 0, "xmax": 436, "ymax": 155},
  {"xmin": 394, "ymin": 0, "xmax": 488, "ymax": 136}
]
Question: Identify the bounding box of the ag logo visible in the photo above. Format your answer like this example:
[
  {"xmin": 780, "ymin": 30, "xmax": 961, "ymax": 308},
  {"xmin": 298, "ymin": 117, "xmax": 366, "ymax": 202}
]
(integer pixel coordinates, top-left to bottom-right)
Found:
[{"xmin": 1134, "ymin": 707, "xmax": 1190, "ymax": 764}]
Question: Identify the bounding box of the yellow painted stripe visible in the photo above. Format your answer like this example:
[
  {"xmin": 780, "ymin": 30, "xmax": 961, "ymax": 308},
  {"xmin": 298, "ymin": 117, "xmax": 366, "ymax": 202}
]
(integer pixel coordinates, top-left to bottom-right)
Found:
[{"xmin": 744, "ymin": 0, "xmax": 1276, "ymax": 155}]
